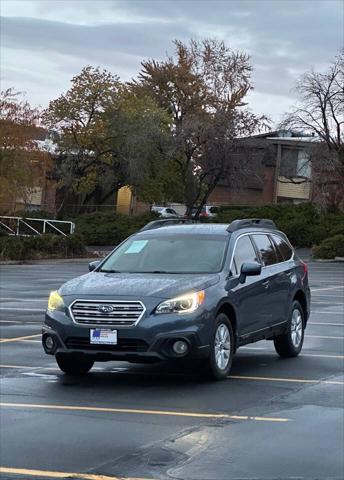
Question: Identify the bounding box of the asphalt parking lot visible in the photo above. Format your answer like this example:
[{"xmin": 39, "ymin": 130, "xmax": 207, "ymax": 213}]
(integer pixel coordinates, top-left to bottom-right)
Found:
[{"xmin": 0, "ymin": 260, "xmax": 343, "ymax": 480}]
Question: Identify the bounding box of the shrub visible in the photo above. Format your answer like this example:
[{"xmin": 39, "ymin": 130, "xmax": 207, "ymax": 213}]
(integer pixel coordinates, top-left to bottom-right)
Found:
[
  {"xmin": 0, "ymin": 234, "xmax": 86, "ymax": 261},
  {"xmin": 74, "ymin": 211, "xmax": 159, "ymax": 246},
  {"xmin": 215, "ymin": 203, "xmax": 344, "ymax": 248},
  {"xmin": 313, "ymin": 235, "xmax": 344, "ymax": 259}
]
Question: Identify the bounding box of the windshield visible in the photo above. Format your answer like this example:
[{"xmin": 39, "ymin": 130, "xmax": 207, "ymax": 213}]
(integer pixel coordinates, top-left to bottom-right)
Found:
[{"xmin": 99, "ymin": 234, "xmax": 228, "ymax": 273}]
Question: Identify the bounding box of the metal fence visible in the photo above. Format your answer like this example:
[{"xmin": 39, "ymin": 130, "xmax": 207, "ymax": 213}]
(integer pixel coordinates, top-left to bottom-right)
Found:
[{"xmin": 0, "ymin": 216, "xmax": 75, "ymax": 237}]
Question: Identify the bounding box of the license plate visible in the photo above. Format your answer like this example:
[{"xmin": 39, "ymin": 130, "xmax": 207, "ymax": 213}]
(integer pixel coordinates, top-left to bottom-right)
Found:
[{"xmin": 90, "ymin": 329, "xmax": 117, "ymax": 345}]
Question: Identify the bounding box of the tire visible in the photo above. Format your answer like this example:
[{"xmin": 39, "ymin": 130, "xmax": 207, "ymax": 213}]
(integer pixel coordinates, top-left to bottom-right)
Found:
[
  {"xmin": 274, "ymin": 300, "xmax": 305, "ymax": 358},
  {"xmin": 207, "ymin": 313, "xmax": 235, "ymax": 380},
  {"xmin": 56, "ymin": 354, "xmax": 94, "ymax": 375}
]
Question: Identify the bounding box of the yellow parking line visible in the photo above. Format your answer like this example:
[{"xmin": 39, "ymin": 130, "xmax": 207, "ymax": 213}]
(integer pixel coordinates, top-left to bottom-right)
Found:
[
  {"xmin": 0, "ymin": 466, "xmax": 152, "ymax": 480},
  {"xmin": 229, "ymin": 375, "xmax": 344, "ymax": 385},
  {"xmin": 1, "ymin": 364, "xmax": 343, "ymax": 386},
  {"xmin": 0, "ymin": 402, "xmax": 290, "ymax": 422},
  {"xmin": 0, "ymin": 334, "xmax": 41, "ymax": 344}
]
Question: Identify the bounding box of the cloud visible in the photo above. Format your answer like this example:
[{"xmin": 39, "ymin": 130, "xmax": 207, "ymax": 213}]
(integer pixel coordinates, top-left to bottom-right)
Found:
[{"xmin": 1, "ymin": 0, "xmax": 342, "ymax": 123}]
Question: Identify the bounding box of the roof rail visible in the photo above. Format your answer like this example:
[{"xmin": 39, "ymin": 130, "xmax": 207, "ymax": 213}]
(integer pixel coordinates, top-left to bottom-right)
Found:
[
  {"xmin": 139, "ymin": 218, "xmax": 199, "ymax": 232},
  {"xmin": 227, "ymin": 218, "xmax": 276, "ymax": 233}
]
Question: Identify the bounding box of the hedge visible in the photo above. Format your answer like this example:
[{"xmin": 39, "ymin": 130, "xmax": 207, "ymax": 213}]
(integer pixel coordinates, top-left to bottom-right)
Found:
[
  {"xmin": 215, "ymin": 203, "xmax": 344, "ymax": 248},
  {"xmin": 0, "ymin": 234, "xmax": 86, "ymax": 261},
  {"xmin": 74, "ymin": 211, "xmax": 159, "ymax": 246},
  {"xmin": 313, "ymin": 235, "xmax": 344, "ymax": 259}
]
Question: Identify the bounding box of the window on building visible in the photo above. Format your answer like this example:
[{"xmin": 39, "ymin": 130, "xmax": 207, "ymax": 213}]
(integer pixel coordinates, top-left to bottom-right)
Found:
[{"xmin": 280, "ymin": 147, "xmax": 311, "ymax": 179}]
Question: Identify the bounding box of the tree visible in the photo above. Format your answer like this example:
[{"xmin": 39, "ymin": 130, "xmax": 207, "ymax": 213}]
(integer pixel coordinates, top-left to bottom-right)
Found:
[
  {"xmin": 132, "ymin": 39, "xmax": 267, "ymax": 215},
  {"xmin": 0, "ymin": 89, "xmax": 49, "ymax": 214},
  {"xmin": 281, "ymin": 51, "xmax": 344, "ymax": 210},
  {"xmin": 44, "ymin": 66, "xmax": 173, "ymax": 214},
  {"xmin": 44, "ymin": 66, "xmax": 124, "ymax": 213}
]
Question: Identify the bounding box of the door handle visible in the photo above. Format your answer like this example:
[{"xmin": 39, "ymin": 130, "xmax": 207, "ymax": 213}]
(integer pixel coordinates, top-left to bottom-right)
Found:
[{"xmin": 262, "ymin": 280, "xmax": 270, "ymax": 288}]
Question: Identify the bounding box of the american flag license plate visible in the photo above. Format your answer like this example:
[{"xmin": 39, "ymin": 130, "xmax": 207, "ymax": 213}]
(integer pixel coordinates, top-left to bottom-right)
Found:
[{"xmin": 90, "ymin": 329, "xmax": 117, "ymax": 345}]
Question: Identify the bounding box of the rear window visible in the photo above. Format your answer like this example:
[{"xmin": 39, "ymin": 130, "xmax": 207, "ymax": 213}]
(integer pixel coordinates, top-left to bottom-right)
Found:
[
  {"xmin": 271, "ymin": 234, "xmax": 293, "ymax": 261},
  {"xmin": 209, "ymin": 207, "xmax": 219, "ymax": 213},
  {"xmin": 252, "ymin": 234, "xmax": 278, "ymax": 266}
]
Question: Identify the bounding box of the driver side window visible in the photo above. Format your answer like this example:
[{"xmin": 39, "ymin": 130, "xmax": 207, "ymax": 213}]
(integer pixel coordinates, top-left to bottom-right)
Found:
[{"xmin": 232, "ymin": 235, "xmax": 259, "ymax": 275}]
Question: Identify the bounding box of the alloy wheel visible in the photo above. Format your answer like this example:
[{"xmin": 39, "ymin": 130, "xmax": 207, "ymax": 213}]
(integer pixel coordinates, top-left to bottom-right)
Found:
[{"xmin": 214, "ymin": 323, "xmax": 231, "ymax": 370}]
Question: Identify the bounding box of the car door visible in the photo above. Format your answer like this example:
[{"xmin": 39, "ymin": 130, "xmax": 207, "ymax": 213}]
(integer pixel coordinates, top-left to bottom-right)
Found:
[
  {"xmin": 251, "ymin": 233, "xmax": 290, "ymax": 327},
  {"xmin": 229, "ymin": 234, "xmax": 269, "ymax": 337}
]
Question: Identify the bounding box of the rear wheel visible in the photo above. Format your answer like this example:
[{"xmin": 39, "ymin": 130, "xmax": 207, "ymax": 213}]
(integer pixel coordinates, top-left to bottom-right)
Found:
[
  {"xmin": 207, "ymin": 313, "xmax": 234, "ymax": 380},
  {"xmin": 274, "ymin": 301, "xmax": 304, "ymax": 358},
  {"xmin": 56, "ymin": 354, "xmax": 94, "ymax": 375}
]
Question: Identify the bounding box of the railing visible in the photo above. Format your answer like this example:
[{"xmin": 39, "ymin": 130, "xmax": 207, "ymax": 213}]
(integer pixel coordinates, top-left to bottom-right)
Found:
[{"xmin": 0, "ymin": 216, "xmax": 75, "ymax": 237}]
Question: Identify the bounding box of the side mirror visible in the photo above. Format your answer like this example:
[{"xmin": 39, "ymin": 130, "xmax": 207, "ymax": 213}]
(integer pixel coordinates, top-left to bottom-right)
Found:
[
  {"xmin": 89, "ymin": 260, "xmax": 100, "ymax": 272},
  {"xmin": 239, "ymin": 262, "xmax": 262, "ymax": 284}
]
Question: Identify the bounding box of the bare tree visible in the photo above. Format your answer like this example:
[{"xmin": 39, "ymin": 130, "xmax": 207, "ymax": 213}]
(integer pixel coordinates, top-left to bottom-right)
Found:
[{"xmin": 281, "ymin": 51, "xmax": 344, "ymax": 209}]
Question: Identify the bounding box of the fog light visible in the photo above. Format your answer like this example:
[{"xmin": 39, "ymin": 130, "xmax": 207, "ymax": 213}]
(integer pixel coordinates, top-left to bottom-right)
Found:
[
  {"xmin": 172, "ymin": 340, "xmax": 189, "ymax": 355},
  {"xmin": 44, "ymin": 335, "xmax": 55, "ymax": 351}
]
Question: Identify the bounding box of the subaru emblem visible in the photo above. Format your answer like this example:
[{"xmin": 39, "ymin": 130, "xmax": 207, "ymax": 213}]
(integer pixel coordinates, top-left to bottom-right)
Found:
[{"xmin": 98, "ymin": 304, "xmax": 114, "ymax": 314}]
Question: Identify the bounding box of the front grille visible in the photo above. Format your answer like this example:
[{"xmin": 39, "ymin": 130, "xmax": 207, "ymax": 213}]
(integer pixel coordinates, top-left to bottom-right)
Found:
[
  {"xmin": 70, "ymin": 300, "xmax": 145, "ymax": 327},
  {"xmin": 65, "ymin": 337, "xmax": 148, "ymax": 352}
]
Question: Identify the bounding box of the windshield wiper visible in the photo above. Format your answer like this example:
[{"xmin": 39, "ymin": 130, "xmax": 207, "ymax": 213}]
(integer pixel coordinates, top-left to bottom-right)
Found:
[
  {"xmin": 139, "ymin": 270, "xmax": 173, "ymax": 274},
  {"xmin": 99, "ymin": 269, "xmax": 121, "ymax": 273}
]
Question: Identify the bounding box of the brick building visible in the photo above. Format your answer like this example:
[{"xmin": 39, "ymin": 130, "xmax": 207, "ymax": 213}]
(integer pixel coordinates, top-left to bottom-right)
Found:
[{"xmin": 209, "ymin": 130, "xmax": 316, "ymax": 207}]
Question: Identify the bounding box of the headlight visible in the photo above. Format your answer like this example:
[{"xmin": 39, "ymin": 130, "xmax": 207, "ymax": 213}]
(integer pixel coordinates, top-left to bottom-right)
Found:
[
  {"xmin": 47, "ymin": 290, "xmax": 64, "ymax": 311},
  {"xmin": 156, "ymin": 290, "xmax": 205, "ymax": 314}
]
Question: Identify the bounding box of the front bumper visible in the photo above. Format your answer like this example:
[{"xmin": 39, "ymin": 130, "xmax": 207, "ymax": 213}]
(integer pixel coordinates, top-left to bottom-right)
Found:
[{"xmin": 42, "ymin": 308, "xmax": 212, "ymax": 363}]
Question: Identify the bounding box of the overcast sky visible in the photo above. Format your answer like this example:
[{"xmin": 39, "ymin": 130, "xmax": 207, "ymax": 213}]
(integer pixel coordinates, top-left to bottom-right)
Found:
[{"xmin": 1, "ymin": 0, "xmax": 343, "ymax": 124}]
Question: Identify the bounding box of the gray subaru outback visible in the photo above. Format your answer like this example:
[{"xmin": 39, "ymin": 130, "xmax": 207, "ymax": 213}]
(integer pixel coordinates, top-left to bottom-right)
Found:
[{"xmin": 42, "ymin": 218, "xmax": 311, "ymax": 380}]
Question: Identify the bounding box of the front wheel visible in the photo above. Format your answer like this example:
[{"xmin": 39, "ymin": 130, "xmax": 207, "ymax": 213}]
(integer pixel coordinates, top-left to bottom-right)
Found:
[
  {"xmin": 207, "ymin": 313, "xmax": 235, "ymax": 380},
  {"xmin": 56, "ymin": 354, "xmax": 94, "ymax": 375},
  {"xmin": 274, "ymin": 301, "xmax": 305, "ymax": 358}
]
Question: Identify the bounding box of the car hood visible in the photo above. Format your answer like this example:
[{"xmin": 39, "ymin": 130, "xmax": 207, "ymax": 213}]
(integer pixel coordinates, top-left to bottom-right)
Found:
[{"xmin": 59, "ymin": 271, "xmax": 220, "ymax": 299}]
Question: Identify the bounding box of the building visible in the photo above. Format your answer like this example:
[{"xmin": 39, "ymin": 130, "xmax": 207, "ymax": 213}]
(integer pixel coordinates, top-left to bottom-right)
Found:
[
  {"xmin": 0, "ymin": 128, "xmax": 57, "ymax": 215},
  {"xmin": 209, "ymin": 130, "xmax": 316, "ymax": 207}
]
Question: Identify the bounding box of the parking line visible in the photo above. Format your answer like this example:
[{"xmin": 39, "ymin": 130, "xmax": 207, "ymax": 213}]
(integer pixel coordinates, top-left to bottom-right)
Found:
[
  {"xmin": 311, "ymin": 302, "xmax": 344, "ymax": 305},
  {"xmin": 301, "ymin": 353, "xmax": 344, "ymax": 359},
  {"xmin": 0, "ymin": 466, "xmax": 152, "ymax": 480},
  {"xmin": 1, "ymin": 364, "xmax": 343, "ymax": 387},
  {"xmin": 309, "ymin": 322, "xmax": 344, "ymax": 326},
  {"xmin": 0, "ymin": 364, "xmax": 43, "ymax": 369},
  {"xmin": 0, "ymin": 307, "xmax": 45, "ymax": 312},
  {"xmin": 0, "ymin": 402, "xmax": 290, "ymax": 422},
  {"xmin": 311, "ymin": 286, "xmax": 344, "ymax": 292},
  {"xmin": 0, "ymin": 334, "xmax": 41, "ymax": 344},
  {"xmin": 307, "ymin": 335, "xmax": 344, "ymax": 339},
  {"xmin": 311, "ymin": 311, "xmax": 344, "ymax": 315},
  {"xmin": 228, "ymin": 375, "xmax": 344, "ymax": 385},
  {"xmin": 239, "ymin": 348, "xmax": 344, "ymax": 359}
]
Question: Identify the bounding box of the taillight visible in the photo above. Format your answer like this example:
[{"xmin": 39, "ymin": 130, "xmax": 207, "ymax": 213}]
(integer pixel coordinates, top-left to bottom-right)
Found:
[{"xmin": 300, "ymin": 260, "xmax": 308, "ymax": 280}]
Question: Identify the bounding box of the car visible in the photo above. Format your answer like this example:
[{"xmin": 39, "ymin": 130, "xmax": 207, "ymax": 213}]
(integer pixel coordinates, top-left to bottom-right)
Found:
[
  {"xmin": 42, "ymin": 218, "xmax": 311, "ymax": 380},
  {"xmin": 191, "ymin": 205, "xmax": 219, "ymax": 218},
  {"xmin": 151, "ymin": 206, "xmax": 180, "ymax": 217}
]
